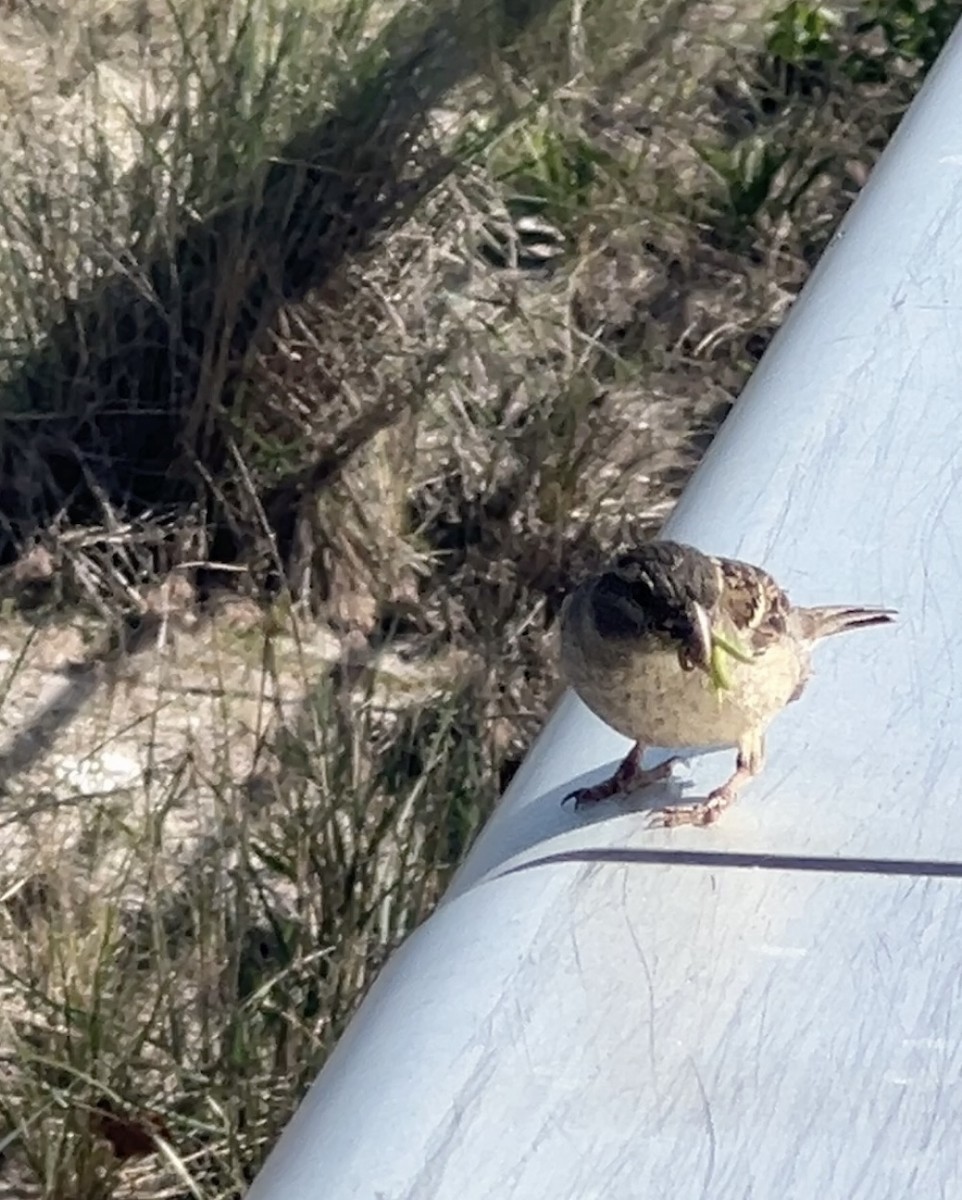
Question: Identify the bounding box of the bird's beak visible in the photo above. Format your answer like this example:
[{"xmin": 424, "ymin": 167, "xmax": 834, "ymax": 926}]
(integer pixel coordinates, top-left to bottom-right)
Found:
[{"xmin": 688, "ymin": 602, "xmax": 714, "ymax": 674}]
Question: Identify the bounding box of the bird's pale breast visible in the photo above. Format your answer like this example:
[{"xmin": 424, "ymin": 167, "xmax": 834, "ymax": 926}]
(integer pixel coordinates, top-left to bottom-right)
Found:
[{"xmin": 560, "ymin": 587, "xmax": 807, "ymax": 748}]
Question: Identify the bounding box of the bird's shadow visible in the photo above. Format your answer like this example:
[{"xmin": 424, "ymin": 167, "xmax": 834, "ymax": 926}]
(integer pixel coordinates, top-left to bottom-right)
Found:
[
  {"xmin": 448, "ymin": 753, "xmax": 730, "ymax": 897},
  {"xmin": 450, "ymin": 756, "xmax": 962, "ymax": 899}
]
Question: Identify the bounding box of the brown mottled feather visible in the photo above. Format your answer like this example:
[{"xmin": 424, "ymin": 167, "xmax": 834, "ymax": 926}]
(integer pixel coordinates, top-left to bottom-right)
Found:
[
  {"xmin": 710, "ymin": 554, "xmax": 791, "ymax": 655},
  {"xmin": 588, "ymin": 544, "xmax": 893, "ymax": 655},
  {"xmin": 591, "ymin": 544, "xmax": 796, "ymax": 665}
]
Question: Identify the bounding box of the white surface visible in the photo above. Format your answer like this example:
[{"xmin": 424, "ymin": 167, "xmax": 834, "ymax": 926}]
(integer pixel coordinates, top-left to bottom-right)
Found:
[{"xmin": 247, "ymin": 26, "xmax": 962, "ymax": 1200}]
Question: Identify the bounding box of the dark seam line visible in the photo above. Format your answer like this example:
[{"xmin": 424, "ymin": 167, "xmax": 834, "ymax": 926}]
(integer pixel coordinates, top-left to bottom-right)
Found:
[{"xmin": 499, "ymin": 848, "xmax": 962, "ymax": 881}]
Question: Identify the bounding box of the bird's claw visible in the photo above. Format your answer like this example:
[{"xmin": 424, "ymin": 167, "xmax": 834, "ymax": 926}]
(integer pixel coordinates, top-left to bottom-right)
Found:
[
  {"xmin": 564, "ymin": 756, "xmax": 681, "ymax": 811},
  {"xmin": 649, "ymin": 783, "xmax": 735, "ymax": 828}
]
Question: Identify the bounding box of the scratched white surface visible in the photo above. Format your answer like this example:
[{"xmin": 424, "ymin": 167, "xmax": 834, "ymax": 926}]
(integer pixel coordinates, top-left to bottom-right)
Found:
[{"xmin": 247, "ymin": 24, "xmax": 962, "ymax": 1200}]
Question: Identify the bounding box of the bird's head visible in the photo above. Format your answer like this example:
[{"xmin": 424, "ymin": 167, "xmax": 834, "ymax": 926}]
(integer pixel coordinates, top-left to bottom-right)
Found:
[{"xmin": 588, "ymin": 543, "xmax": 720, "ymax": 671}]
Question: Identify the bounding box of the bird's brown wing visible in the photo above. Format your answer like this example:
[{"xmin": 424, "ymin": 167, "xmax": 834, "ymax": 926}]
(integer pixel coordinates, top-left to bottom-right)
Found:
[{"xmin": 710, "ymin": 554, "xmax": 792, "ymax": 656}]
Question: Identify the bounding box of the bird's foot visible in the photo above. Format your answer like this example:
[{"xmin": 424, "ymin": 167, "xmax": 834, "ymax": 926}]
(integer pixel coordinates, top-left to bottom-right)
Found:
[
  {"xmin": 649, "ymin": 782, "xmax": 736, "ymax": 828},
  {"xmin": 565, "ymin": 744, "xmax": 681, "ymax": 811},
  {"xmin": 649, "ymin": 758, "xmax": 755, "ymax": 828}
]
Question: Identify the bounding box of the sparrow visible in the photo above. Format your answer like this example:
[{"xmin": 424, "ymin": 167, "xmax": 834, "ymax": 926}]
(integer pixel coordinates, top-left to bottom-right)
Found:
[{"xmin": 559, "ymin": 540, "xmax": 896, "ymax": 826}]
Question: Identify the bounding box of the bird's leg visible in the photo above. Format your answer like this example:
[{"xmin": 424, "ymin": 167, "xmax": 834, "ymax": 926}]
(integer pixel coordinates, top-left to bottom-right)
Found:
[
  {"xmin": 652, "ymin": 733, "xmax": 765, "ymax": 828},
  {"xmin": 566, "ymin": 743, "xmax": 680, "ymax": 810}
]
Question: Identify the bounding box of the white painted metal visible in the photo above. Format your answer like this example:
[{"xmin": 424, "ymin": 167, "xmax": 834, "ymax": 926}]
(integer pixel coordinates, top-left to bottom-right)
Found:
[{"xmin": 247, "ymin": 25, "xmax": 962, "ymax": 1200}]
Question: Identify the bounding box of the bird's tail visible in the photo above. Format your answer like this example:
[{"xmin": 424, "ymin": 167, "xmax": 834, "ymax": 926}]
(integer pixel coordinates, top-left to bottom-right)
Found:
[{"xmin": 795, "ymin": 605, "xmax": 897, "ymax": 642}]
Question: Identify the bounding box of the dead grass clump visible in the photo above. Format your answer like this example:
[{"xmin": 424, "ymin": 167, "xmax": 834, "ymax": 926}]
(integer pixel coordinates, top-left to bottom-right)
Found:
[{"xmin": 0, "ymin": 618, "xmax": 506, "ymax": 1197}]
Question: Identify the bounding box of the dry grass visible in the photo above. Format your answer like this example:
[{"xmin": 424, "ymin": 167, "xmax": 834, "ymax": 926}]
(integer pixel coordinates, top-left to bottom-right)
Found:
[{"xmin": 0, "ymin": 0, "xmax": 956, "ymax": 1194}]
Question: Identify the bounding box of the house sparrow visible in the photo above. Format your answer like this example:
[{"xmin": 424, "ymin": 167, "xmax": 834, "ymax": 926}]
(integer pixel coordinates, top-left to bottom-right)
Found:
[{"xmin": 560, "ymin": 540, "xmax": 895, "ymax": 826}]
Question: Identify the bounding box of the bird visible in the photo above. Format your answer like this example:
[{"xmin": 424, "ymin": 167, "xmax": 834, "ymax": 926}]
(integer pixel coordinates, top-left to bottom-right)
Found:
[{"xmin": 559, "ymin": 540, "xmax": 896, "ymax": 826}]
